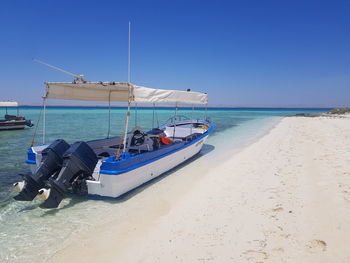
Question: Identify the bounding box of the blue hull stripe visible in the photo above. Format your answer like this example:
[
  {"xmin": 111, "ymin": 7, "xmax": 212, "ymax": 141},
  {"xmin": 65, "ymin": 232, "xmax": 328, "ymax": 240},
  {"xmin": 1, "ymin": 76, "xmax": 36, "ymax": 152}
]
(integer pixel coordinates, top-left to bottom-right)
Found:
[{"xmin": 100, "ymin": 124, "xmax": 214, "ymax": 175}]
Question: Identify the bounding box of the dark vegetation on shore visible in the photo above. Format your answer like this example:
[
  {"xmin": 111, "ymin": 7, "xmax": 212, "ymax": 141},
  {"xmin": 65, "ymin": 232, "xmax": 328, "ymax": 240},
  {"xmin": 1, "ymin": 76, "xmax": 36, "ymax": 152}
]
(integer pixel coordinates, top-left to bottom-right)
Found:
[
  {"xmin": 329, "ymin": 108, "xmax": 350, "ymax": 114},
  {"xmin": 294, "ymin": 108, "xmax": 350, "ymax": 117}
]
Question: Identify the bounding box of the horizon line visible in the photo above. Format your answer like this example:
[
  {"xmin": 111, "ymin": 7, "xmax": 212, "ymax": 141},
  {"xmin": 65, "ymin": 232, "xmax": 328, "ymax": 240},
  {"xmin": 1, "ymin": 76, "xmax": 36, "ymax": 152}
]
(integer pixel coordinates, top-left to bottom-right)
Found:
[{"xmin": 6, "ymin": 104, "xmax": 336, "ymax": 109}]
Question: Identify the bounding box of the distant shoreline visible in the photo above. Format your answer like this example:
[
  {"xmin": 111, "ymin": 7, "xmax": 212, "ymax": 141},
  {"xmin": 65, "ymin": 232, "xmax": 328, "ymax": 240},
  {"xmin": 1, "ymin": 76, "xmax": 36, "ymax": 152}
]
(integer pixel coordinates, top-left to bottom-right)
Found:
[{"xmin": 4, "ymin": 105, "xmax": 334, "ymax": 110}]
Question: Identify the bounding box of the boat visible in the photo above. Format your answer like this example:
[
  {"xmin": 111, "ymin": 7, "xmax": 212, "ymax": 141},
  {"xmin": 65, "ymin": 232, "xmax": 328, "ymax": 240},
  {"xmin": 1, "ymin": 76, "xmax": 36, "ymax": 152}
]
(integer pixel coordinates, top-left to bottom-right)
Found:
[
  {"xmin": 0, "ymin": 101, "xmax": 33, "ymax": 130},
  {"xmin": 13, "ymin": 80, "xmax": 214, "ymax": 208}
]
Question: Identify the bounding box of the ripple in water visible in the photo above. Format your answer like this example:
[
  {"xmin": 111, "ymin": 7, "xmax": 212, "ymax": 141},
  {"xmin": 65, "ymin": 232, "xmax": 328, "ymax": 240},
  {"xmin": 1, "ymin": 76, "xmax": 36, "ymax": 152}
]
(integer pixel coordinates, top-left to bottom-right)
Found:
[{"xmin": 0, "ymin": 107, "xmax": 328, "ymax": 262}]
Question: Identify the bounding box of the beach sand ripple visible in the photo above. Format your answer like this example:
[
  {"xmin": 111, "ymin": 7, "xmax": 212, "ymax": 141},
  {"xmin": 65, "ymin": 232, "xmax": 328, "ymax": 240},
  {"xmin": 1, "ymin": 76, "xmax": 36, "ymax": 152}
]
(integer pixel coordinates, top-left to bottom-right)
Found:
[{"xmin": 48, "ymin": 115, "xmax": 350, "ymax": 263}]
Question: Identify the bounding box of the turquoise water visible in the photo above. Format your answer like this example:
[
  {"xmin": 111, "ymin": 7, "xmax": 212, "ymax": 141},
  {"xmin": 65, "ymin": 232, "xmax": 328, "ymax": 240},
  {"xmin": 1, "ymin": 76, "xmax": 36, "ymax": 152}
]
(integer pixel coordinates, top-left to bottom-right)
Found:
[{"xmin": 0, "ymin": 107, "xmax": 329, "ymax": 262}]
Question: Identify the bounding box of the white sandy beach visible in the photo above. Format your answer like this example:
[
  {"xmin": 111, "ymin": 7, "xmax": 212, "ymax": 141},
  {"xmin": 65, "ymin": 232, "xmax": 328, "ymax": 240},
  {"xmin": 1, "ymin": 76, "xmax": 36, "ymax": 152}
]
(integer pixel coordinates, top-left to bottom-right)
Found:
[{"xmin": 48, "ymin": 115, "xmax": 350, "ymax": 263}]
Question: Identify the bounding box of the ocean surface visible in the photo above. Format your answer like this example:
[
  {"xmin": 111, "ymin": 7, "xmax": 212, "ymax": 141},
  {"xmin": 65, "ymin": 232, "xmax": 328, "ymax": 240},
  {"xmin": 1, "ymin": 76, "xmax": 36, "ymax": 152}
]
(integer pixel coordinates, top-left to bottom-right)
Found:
[{"xmin": 0, "ymin": 107, "xmax": 329, "ymax": 262}]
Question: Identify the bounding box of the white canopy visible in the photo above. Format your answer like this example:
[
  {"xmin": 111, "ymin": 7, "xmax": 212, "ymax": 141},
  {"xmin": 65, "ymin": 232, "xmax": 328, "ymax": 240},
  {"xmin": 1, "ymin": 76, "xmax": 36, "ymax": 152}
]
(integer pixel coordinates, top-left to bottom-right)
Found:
[
  {"xmin": 0, "ymin": 101, "xmax": 18, "ymax": 107},
  {"xmin": 45, "ymin": 82, "xmax": 208, "ymax": 104}
]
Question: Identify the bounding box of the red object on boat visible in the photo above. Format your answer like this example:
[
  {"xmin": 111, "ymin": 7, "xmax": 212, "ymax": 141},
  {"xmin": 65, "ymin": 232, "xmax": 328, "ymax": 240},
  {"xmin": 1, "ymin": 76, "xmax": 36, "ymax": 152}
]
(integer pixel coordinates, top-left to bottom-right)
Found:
[{"xmin": 159, "ymin": 136, "xmax": 172, "ymax": 145}]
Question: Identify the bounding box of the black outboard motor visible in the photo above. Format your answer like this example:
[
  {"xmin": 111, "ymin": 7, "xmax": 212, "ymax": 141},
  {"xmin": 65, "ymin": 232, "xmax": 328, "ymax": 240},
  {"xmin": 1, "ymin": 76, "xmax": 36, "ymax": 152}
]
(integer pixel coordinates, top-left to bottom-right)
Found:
[
  {"xmin": 25, "ymin": 119, "xmax": 34, "ymax": 127},
  {"xmin": 39, "ymin": 141, "xmax": 98, "ymax": 209},
  {"xmin": 13, "ymin": 139, "xmax": 70, "ymax": 201}
]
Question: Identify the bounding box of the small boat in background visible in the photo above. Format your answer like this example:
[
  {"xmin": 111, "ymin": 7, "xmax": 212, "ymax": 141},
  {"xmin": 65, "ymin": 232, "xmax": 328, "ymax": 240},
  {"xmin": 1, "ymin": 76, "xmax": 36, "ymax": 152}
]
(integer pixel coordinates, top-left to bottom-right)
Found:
[{"xmin": 0, "ymin": 101, "xmax": 33, "ymax": 130}]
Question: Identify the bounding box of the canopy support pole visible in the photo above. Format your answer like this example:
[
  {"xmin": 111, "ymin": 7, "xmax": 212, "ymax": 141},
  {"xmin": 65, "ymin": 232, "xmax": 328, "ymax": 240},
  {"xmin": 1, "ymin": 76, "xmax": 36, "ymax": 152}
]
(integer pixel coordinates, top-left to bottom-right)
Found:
[
  {"xmin": 134, "ymin": 102, "xmax": 138, "ymax": 127},
  {"xmin": 43, "ymin": 98, "xmax": 46, "ymax": 144},
  {"xmin": 152, "ymin": 103, "xmax": 155, "ymax": 129},
  {"xmin": 107, "ymin": 91, "xmax": 111, "ymax": 138},
  {"xmin": 190, "ymin": 104, "xmax": 194, "ymax": 136},
  {"xmin": 172, "ymin": 102, "xmax": 178, "ymax": 140},
  {"xmin": 122, "ymin": 101, "xmax": 131, "ymax": 153},
  {"xmin": 155, "ymin": 104, "xmax": 159, "ymax": 127},
  {"xmin": 205, "ymin": 103, "xmax": 208, "ymax": 120}
]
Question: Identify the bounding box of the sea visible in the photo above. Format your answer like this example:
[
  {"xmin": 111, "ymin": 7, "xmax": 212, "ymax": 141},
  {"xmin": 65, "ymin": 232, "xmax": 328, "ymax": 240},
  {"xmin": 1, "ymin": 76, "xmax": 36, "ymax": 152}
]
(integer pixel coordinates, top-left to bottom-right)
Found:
[{"xmin": 0, "ymin": 106, "xmax": 329, "ymax": 262}]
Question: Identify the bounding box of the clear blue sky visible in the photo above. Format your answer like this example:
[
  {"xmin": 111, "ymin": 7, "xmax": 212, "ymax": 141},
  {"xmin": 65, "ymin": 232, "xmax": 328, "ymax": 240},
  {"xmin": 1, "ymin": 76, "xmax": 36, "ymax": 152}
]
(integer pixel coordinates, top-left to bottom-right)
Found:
[{"xmin": 0, "ymin": 0, "xmax": 349, "ymax": 107}]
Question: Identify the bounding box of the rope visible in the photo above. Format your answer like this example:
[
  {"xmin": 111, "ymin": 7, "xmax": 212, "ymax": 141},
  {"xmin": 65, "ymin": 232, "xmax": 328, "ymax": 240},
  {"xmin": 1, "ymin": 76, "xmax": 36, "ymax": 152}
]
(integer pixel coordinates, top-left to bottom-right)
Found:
[
  {"xmin": 115, "ymin": 108, "xmax": 125, "ymax": 160},
  {"xmin": 115, "ymin": 135, "xmax": 122, "ymax": 160},
  {"xmin": 30, "ymin": 99, "xmax": 45, "ymax": 147},
  {"xmin": 115, "ymin": 122, "xmax": 124, "ymax": 160}
]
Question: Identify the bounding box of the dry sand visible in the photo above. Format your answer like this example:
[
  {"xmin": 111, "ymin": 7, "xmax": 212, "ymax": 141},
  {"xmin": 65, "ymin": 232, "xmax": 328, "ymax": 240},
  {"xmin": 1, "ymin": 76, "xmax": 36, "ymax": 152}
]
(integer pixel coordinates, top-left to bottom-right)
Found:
[{"xmin": 48, "ymin": 115, "xmax": 350, "ymax": 263}]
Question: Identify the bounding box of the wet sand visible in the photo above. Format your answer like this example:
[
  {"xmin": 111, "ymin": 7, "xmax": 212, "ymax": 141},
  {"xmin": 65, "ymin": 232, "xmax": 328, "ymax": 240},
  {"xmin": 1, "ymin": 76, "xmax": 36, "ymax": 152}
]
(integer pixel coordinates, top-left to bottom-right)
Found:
[{"xmin": 48, "ymin": 115, "xmax": 350, "ymax": 263}]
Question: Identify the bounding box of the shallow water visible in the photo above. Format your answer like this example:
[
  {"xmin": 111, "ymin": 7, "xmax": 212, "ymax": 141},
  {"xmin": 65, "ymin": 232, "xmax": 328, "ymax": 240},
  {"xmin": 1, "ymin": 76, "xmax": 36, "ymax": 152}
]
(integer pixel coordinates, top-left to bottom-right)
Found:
[{"xmin": 0, "ymin": 107, "xmax": 328, "ymax": 262}]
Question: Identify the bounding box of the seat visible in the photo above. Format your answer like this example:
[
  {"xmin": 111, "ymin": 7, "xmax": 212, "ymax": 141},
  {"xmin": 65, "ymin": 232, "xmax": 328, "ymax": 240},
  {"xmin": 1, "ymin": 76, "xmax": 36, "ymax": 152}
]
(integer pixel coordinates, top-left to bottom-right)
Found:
[{"xmin": 127, "ymin": 127, "xmax": 155, "ymax": 153}]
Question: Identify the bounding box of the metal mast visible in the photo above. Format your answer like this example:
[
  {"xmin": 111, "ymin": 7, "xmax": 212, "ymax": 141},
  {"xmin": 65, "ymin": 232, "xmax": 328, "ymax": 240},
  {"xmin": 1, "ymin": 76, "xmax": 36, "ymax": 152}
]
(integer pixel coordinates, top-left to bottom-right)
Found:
[{"xmin": 122, "ymin": 22, "xmax": 132, "ymax": 153}]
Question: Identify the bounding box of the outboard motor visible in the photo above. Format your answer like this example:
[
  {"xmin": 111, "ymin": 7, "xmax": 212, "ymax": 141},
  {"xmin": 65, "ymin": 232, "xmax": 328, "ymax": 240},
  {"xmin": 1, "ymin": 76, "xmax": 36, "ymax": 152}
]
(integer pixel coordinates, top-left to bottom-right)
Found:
[
  {"xmin": 25, "ymin": 119, "xmax": 34, "ymax": 127},
  {"xmin": 13, "ymin": 139, "xmax": 70, "ymax": 201},
  {"xmin": 39, "ymin": 141, "xmax": 98, "ymax": 209}
]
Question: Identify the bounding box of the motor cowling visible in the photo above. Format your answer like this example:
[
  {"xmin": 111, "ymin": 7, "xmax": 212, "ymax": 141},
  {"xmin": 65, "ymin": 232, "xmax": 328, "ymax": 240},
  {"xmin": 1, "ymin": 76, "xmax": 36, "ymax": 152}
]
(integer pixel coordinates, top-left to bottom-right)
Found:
[
  {"xmin": 25, "ymin": 120, "xmax": 34, "ymax": 127},
  {"xmin": 40, "ymin": 141, "xmax": 98, "ymax": 209},
  {"xmin": 14, "ymin": 139, "xmax": 70, "ymax": 201}
]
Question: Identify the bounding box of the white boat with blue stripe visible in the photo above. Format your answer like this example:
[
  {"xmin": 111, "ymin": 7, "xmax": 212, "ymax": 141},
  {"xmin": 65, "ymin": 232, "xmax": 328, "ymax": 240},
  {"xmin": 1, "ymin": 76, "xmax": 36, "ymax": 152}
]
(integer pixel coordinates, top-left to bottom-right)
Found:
[{"xmin": 13, "ymin": 78, "xmax": 213, "ymax": 208}]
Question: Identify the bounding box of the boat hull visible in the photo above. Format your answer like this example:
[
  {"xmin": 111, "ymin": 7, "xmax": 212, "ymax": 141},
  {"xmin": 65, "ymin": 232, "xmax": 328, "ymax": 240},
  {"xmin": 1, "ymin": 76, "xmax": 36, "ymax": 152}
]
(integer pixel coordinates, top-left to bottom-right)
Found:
[
  {"xmin": 0, "ymin": 120, "xmax": 26, "ymax": 130},
  {"xmin": 86, "ymin": 135, "xmax": 208, "ymax": 198}
]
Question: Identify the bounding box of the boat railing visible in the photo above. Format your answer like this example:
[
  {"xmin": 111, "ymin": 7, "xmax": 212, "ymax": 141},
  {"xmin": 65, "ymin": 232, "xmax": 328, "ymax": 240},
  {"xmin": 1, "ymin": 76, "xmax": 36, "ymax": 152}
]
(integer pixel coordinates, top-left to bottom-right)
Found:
[{"xmin": 165, "ymin": 115, "xmax": 191, "ymax": 124}]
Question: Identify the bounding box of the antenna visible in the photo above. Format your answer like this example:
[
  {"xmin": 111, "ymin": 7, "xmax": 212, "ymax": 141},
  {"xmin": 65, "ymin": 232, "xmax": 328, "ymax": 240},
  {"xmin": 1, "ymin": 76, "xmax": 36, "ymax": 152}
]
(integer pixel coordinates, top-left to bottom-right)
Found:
[
  {"xmin": 128, "ymin": 21, "xmax": 131, "ymax": 83},
  {"xmin": 33, "ymin": 58, "xmax": 85, "ymax": 81}
]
